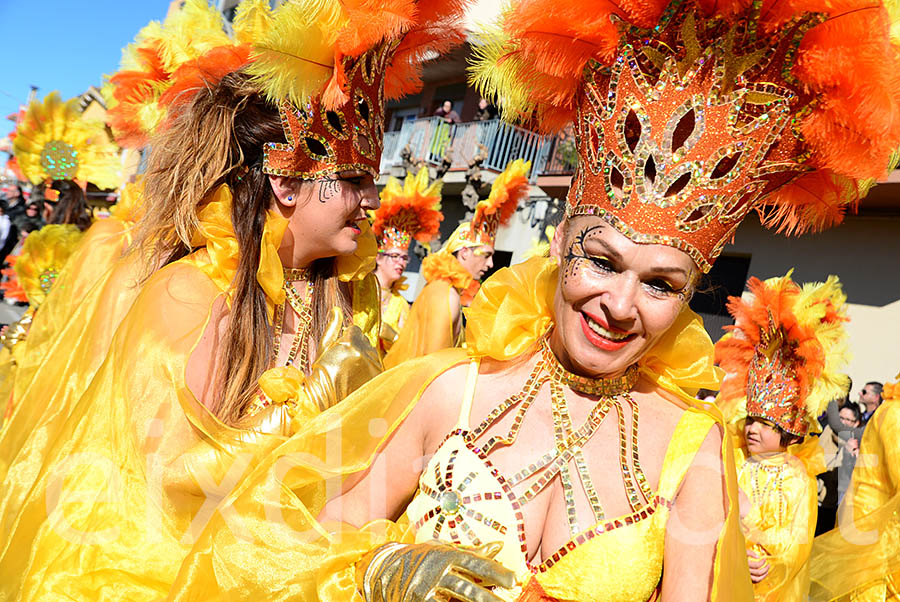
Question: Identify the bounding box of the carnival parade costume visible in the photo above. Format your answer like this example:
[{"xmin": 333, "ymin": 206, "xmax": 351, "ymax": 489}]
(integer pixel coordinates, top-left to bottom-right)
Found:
[
  {"xmin": 716, "ymin": 273, "xmax": 850, "ymax": 601},
  {"xmin": 810, "ymin": 376, "xmax": 900, "ymax": 601},
  {"xmin": 371, "ymin": 166, "xmax": 443, "ymax": 353},
  {"xmin": 0, "ymin": 0, "xmax": 469, "ymax": 599},
  {"xmin": 151, "ymin": 0, "xmax": 900, "ymax": 597},
  {"xmin": 384, "ymin": 158, "xmax": 530, "ymax": 367}
]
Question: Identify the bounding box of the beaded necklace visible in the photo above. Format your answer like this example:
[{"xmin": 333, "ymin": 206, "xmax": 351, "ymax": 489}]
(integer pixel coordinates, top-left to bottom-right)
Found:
[
  {"xmin": 468, "ymin": 336, "xmax": 645, "ymax": 536},
  {"xmin": 272, "ymin": 267, "xmax": 315, "ymax": 374}
]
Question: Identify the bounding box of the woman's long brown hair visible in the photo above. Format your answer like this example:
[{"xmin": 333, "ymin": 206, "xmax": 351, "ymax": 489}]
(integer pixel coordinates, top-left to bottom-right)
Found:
[{"xmin": 130, "ymin": 70, "xmax": 352, "ymax": 426}]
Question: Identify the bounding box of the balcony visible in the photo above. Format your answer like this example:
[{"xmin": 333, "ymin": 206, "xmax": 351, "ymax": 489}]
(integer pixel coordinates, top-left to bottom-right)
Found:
[{"xmin": 380, "ymin": 117, "xmax": 564, "ymax": 183}]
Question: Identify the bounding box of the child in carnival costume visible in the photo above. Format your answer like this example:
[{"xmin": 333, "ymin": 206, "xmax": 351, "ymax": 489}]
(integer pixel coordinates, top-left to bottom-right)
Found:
[
  {"xmin": 384, "ymin": 158, "xmax": 530, "ymax": 367},
  {"xmin": 716, "ymin": 273, "xmax": 850, "ymax": 601},
  {"xmin": 0, "ymin": 0, "xmax": 471, "ymax": 599},
  {"xmin": 123, "ymin": 0, "xmax": 900, "ymax": 598},
  {"xmin": 371, "ymin": 166, "xmax": 443, "ymax": 355}
]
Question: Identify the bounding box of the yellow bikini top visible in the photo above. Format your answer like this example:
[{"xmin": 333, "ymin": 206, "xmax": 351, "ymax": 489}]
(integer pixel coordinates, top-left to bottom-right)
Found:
[{"xmin": 405, "ymin": 359, "xmax": 718, "ymax": 602}]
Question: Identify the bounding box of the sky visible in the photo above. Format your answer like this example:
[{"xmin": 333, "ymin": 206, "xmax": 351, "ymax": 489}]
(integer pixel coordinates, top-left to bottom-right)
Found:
[
  {"xmin": 0, "ymin": 0, "xmax": 504, "ymax": 137},
  {"xmin": 0, "ymin": 0, "xmax": 171, "ymax": 133}
]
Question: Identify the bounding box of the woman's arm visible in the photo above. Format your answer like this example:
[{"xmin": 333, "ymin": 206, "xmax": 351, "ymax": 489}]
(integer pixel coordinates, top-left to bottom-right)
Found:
[{"xmin": 661, "ymin": 424, "xmax": 729, "ymax": 601}]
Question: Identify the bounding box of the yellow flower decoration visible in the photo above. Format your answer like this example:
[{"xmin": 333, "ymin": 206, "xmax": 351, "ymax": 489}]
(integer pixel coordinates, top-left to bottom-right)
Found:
[
  {"xmin": 12, "ymin": 92, "xmax": 121, "ymax": 189},
  {"xmin": 14, "ymin": 224, "xmax": 85, "ymax": 308}
]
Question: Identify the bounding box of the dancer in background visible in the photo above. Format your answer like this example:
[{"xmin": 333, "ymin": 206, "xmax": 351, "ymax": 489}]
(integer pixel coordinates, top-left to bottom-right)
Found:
[
  {"xmin": 371, "ymin": 166, "xmax": 443, "ymax": 355},
  {"xmin": 384, "ymin": 158, "xmax": 529, "ymax": 367}
]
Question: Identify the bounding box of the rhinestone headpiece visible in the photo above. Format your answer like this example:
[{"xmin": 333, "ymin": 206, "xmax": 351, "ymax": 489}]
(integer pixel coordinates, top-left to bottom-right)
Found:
[
  {"xmin": 567, "ymin": 8, "xmax": 830, "ymax": 272},
  {"xmin": 262, "ymin": 43, "xmax": 395, "ymax": 180}
]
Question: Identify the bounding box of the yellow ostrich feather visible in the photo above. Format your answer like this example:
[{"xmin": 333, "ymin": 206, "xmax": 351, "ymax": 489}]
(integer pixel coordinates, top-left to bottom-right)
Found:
[
  {"xmin": 793, "ymin": 275, "xmax": 851, "ymax": 421},
  {"xmin": 232, "ymin": 0, "xmax": 274, "ymax": 45},
  {"xmin": 12, "ymin": 92, "xmax": 121, "ymax": 189},
  {"xmin": 157, "ymin": 0, "xmax": 232, "ymax": 74},
  {"xmin": 246, "ymin": 0, "xmax": 349, "ymax": 107},
  {"xmin": 14, "ymin": 225, "xmax": 85, "ymax": 308}
]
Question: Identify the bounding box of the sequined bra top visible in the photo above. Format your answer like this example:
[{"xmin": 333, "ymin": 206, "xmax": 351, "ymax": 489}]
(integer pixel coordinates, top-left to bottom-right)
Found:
[{"xmin": 405, "ymin": 359, "xmax": 718, "ymax": 602}]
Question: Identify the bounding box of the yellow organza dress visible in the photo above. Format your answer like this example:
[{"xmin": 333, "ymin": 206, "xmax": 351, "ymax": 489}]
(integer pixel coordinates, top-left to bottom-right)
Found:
[
  {"xmin": 383, "ymin": 251, "xmax": 474, "ymax": 368},
  {"xmin": 0, "ymin": 185, "xmax": 380, "ymax": 601},
  {"xmin": 163, "ymin": 257, "xmax": 753, "ymax": 602},
  {"xmin": 810, "ymin": 398, "xmax": 900, "ymax": 601},
  {"xmin": 737, "ymin": 438, "xmax": 823, "ymax": 602}
]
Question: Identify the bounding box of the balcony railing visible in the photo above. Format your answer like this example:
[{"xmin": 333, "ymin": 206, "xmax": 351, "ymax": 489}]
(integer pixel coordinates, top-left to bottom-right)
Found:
[{"xmin": 380, "ymin": 117, "xmax": 558, "ymax": 183}]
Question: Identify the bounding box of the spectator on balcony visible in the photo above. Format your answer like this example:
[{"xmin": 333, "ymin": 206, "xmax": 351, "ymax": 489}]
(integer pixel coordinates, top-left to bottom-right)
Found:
[
  {"xmin": 473, "ymin": 97, "xmax": 497, "ymax": 121},
  {"xmin": 433, "ymin": 99, "xmax": 460, "ymax": 123}
]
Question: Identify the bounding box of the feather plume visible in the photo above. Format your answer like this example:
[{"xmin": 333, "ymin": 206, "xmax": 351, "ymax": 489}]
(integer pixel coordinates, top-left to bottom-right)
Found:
[
  {"xmin": 715, "ymin": 272, "xmax": 850, "ymax": 432},
  {"xmin": 474, "ymin": 158, "xmax": 531, "ymax": 227},
  {"xmin": 12, "ymin": 225, "xmax": 84, "ymax": 308},
  {"xmin": 373, "ymin": 167, "xmax": 444, "ymax": 243},
  {"xmin": 247, "ymin": 0, "xmax": 347, "ymax": 108},
  {"xmin": 232, "ymin": 0, "xmax": 274, "ymax": 45},
  {"xmin": 157, "ymin": 0, "xmax": 231, "ymax": 74}
]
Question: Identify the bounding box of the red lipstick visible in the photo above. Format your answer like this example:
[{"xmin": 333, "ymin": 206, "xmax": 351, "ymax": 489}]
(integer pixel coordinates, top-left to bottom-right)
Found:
[{"xmin": 579, "ymin": 313, "xmax": 634, "ymax": 351}]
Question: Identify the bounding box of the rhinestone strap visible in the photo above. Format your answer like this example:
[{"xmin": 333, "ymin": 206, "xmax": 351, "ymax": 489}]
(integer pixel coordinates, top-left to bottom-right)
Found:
[
  {"xmin": 540, "ymin": 337, "xmax": 639, "ymax": 396},
  {"xmin": 271, "ymin": 271, "xmax": 315, "ymax": 374}
]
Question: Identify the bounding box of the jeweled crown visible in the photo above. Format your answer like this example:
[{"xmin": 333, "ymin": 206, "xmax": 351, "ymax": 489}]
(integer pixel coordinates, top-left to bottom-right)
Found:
[
  {"xmin": 568, "ymin": 9, "xmax": 824, "ymax": 272},
  {"xmin": 262, "ymin": 42, "xmax": 395, "ymax": 179}
]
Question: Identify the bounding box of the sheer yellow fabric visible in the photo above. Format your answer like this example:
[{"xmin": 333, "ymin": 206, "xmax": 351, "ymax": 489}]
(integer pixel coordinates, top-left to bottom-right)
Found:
[
  {"xmin": 164, "ymin": 256, "xmax": 751, "ymax": 602},
  {"xmin": 736, "ymin": 438, "xmax": 821, "ymax": 602},
  {"xmin": 810, "ymin": 399, "xmax": 900, "ymax": 601},
  {"xmin": 378, "ymin": 290, "xmax": 409, "ymax": 353},
  {"xmin": 0, "ymin": 186, "xmax": 382, "ymax": 600},
  {"xmin": 383, "ymin": 280, "xmax": 460, "ymax": 368}
]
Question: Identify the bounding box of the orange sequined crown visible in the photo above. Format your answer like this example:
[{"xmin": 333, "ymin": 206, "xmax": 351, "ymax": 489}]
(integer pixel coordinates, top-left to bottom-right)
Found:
[
  {"xmin": 263, "ymin": 44, "xmax": 395, "ymax": 179},
  {"xmin": 716, "ymin": 274, "xmax": 850, "ymax": 436},
  {"xmin": 569, "ymin": 9, "xmax": 834, "ymax": 272},
  {"xmin": 473, "ymin": 0, "xmax": 900, "ymax": 273}
]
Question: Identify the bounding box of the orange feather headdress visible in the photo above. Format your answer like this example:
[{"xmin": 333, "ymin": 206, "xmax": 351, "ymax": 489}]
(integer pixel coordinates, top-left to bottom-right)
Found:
[
  {"xmin": 715, "ymin": 272, "xmax": 850, "ymax": 436},
  {"xmin": 373, "ymin": 167, "xmax": 443, "ymax": 251},
  {"xmin": 464, "ymin": 158, "xmax": 531, "ymax": 246},
  {"xmin": 472, "ymin": 0, "xmax": 900, "ymax": 272}
]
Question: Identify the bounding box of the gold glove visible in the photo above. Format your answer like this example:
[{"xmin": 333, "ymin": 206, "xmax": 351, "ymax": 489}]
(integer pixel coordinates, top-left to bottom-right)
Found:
[
  {"xmin": 356, "ymin": 541, "xmax": 516, "ymax": 602},
  {"xmin": 304, "ymin": 307, "xmax": 383, "ymax": 411},
  {"xmin": 1, "ymin": 310, "xmax": 33, "ymax": 352}
]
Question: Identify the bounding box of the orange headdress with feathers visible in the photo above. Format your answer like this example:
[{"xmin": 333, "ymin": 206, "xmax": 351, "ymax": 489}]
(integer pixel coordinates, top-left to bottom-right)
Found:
[
  {"xmin": 373, "ymin": 167, "xmax": 443, "ymax": 251},
  {"xmin": 473, "ymin": 0, "xmax": 900, "ymax": 272},
  {"xmin": 461, "ymin": 158, "xmax": 531, "ymax": 246},
  {"xmin": 715, "ymin": 272, "xmax": 850, "ymax": 436}
]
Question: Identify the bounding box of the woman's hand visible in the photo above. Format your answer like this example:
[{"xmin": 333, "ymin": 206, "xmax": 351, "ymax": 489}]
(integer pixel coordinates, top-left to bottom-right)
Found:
[
  {"xmin": 357, "ymin": 541, "xmax": 516, "ymax": 602},
  {"xmin": 747, "ymin": 549, "xmax": 770, "ymax": 583}
]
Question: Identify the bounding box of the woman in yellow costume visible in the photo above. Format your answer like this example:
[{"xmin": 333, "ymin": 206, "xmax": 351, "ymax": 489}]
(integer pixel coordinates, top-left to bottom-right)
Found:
[
  {"xmin": 157, "ymin": 0, "xmax": 900, "ymax": 599},
  {"xmin": 384, "ymin": 158, "xmax": 529, "ymax": 367},
  {"xmin": 0, "ymin": 0, "xmax": 470, "ymax": 599},
  {"xmin": 716, "ymin": 274, "xmax": 850, "ymax": 601},
  {"xmin": 371, "ymin": 166, "xmax": 443, "ymax": 354},
  {"xmin": 810, "ymin": 374, "xmax": 900, "ymax": 601}
]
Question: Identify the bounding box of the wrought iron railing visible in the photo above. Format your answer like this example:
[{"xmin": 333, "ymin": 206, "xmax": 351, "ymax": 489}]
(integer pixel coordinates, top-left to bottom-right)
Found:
[{"xmin": 379, "ymin": 117, "xmax": 561, "ymax": 182}]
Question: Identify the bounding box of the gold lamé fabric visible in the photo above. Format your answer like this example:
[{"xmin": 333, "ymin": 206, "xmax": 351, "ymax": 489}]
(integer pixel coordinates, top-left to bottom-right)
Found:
[
  {"xmin": 737, "ymin": 437, "xmax": 822, "ymax": 602},
  {"xmin": 160, "ymin": 256, "xmax": 751, "ymax": 602},
  {"xmin": 810, "ymin": 399, "xmax": 900, "ymax": 601},
  {"xmin": 383, "ymin": 279, "xmax": 462, "ymax": 368},
  {"xmin": 0, "ymin": 187, "xmax": 382, "ymax": 600}
]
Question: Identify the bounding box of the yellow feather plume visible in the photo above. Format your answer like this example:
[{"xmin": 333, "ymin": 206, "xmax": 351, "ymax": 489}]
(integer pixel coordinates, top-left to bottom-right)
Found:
[
  {"xmin": 157, "ymin": 0, "xmax": 231, "ymax": 74},
  {"xmin": 246, "ymin": 0, "xmax": 348, "ymax": 107},
  {"xmin": 232, "ymin": 0, "xmax": 274, "ymax": 45}
]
